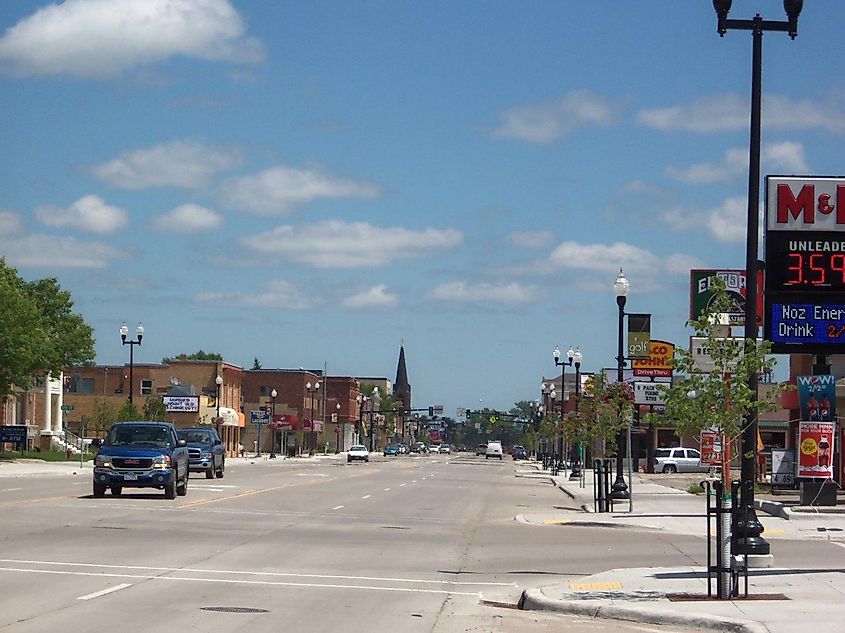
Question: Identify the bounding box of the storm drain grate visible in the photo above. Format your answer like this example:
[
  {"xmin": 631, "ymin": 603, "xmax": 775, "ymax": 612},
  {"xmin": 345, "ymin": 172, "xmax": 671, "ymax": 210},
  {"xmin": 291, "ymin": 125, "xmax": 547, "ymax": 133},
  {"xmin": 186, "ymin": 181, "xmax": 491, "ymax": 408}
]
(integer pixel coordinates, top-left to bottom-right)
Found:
[{"xmin": 200, "ymin": 607, "xmax": 269, "ymax": 614}]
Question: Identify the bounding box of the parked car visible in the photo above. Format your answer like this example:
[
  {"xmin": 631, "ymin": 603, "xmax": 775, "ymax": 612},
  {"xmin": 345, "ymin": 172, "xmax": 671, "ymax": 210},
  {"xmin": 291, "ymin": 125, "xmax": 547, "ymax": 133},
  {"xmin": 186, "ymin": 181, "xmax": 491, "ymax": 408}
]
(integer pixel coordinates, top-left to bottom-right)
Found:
[
  {"xmin": 429, "ymin": 444, "xmax": 441, "ymax": 453},
  {"xmin": 476, "ymin": 443, "xmax": 487, "ymax": 456},
  {"xmin": 512, "ymin": 445, "xmax": 528, "ymax": 460},
  {"xmin": 348, "ymin": 445, "xmax": 370, "ymax": 463},
  {"xmin": 485, "ymin": 441, "xmax": 504, "ymax": 460},
  {"xmin": 398, "ymin": 443, "xmax": 410, "ymax": 454},
  {"xmin": 383, "ymin": 444, "xmax": 401, "ymax": 456},
  {"xmin": 456, "ymin": 444, "xmax": 467, "ymax": 452},
  {"xmin": 439, "ymin": 444, "xmax": 452, "ymax": 454},
  {"xmin": 92, "ymin": 421, "xmax": 189, "ymax": 499},
  {"xmin": 653, "ymin": 447, "xmax": 708, "ymax": 473},
  {"xmin": 177, "ymin": 427, "xmax": 225, "ymax": 479},
  {"xmin": 411, "ymin": 442, "xmax": 427, "ymax": 453}
]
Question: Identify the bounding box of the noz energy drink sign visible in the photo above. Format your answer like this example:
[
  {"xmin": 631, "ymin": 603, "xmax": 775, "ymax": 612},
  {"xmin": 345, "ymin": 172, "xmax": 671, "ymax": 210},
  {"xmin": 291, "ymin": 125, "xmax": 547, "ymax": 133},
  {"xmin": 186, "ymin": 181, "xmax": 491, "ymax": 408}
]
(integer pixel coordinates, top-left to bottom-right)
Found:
[{"xmin": 797, "ymin": 421, "xmax": 835, "ymax": 479}]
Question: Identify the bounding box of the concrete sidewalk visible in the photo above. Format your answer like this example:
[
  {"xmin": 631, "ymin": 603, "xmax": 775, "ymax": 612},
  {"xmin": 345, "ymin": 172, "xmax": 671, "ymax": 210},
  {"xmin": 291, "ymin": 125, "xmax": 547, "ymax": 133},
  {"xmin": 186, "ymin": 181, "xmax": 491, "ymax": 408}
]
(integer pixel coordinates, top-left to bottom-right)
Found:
[{"xmin": 517, "ymin": 462, "xmax": 845, "ymax": 633}]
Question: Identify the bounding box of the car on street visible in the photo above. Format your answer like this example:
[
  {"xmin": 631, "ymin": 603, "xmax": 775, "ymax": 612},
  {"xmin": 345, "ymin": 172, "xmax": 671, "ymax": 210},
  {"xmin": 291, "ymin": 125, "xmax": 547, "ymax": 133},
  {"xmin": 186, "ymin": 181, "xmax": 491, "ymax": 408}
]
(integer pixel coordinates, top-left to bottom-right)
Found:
[
  {"xmin": 653, "ymin": 447, "xmax": 708, "ymax": 473},
  {"xmin": 347, "ymin": 444, "xmax": 370, "ymax": 463},
  {"xmin": 411, "ymin": 442, "xmax": 427, "ymax": 453},
  {"xmin": 383, "ymin": 444, "xmax": 401, "ymax": 456},
  {"xmin": 92, "ymin": 421, "xmax": 189, "ymax": 499},
  {"xmin": 512, "ymin": 445, "xmax": 528, "ymax": 460},
  {"xmin": 439, "ymin": 444, "xmax": 452, "ymax": 454},
  {"xmin": 429, "ymin": 444, "xmax": 440, "ymax": 453},
  {"xmin": 485, "ymin": 441, "xmax": 504, "ymax": 460},
  {"xmin": 476, "ymin": 443, "xmax": 487, "ymax": 456},
  {"xmin": 398, "ymin": 443, "xmax": 410, "ymax": 454},
  {"xmin": 177, "ymin": 427, "xmax": 225, "ymax": 479}
]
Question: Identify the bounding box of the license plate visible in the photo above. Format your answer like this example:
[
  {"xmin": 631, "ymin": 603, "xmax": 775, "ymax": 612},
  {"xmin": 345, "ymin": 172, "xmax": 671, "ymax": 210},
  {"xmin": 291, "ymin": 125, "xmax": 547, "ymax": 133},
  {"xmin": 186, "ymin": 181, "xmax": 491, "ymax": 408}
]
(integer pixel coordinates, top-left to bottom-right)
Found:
[{"xmin": 122, "ymin": 472, "xmax": 138, "ymax": 481}]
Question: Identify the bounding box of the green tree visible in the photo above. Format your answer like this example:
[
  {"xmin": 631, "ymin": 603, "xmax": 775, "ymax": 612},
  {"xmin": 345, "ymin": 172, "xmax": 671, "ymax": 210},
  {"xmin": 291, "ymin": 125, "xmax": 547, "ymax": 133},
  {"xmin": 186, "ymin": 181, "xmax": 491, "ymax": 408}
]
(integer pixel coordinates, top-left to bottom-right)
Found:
[
  {"xmin": 143, "ymin": 396, "xmax": 167, "ymax": 421},
  {"xmin": 89, "ymin": 398, "xmax": 118, "ymax": 436},
  {"xmin": 646, "ymin": 278, "xmax": 789, "ymax": 480},
  {"xmin": 116, "ymin": 400, "xmax": 142, "ymax": 421},
  {"xmin": 162, "ymin": 350, "xmax": 224, "ymax": 363},
  {"xmin": 0, "ymin": 259, "xmax": 94, "ymax": 398},
  {"xmin": 564, "ymin": 372, "xmax": 634, "ymax": 458},
  {"xmin": 252, "ymin": 357, "xmax": 262, "ymax": 370}
]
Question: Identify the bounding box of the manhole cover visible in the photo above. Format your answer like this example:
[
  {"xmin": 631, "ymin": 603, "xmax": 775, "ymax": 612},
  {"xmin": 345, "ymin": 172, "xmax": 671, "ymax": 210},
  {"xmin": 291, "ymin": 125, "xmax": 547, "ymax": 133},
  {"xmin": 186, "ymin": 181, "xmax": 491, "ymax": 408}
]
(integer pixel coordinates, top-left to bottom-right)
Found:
[{"xmin": 200, "ymin": 607, "xmax": 270, "ymax": 614}]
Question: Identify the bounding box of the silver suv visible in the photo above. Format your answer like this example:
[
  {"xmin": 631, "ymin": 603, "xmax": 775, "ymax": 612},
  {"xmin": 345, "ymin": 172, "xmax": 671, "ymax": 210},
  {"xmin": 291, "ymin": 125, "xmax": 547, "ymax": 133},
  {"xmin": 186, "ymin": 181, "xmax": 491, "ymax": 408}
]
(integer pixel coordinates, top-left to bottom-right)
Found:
[{"xmin": 653, "ymin": 447, "xmax": 708, "ymax": 473}]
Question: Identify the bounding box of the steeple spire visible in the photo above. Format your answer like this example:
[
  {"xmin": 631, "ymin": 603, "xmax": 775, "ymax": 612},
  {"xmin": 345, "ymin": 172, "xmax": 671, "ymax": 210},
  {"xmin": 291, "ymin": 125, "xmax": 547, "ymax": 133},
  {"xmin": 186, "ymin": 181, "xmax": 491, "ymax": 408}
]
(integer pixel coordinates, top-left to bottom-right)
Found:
[{"xmin": 394, "ymin": 343, "xmax": 411, "ymax": 421}]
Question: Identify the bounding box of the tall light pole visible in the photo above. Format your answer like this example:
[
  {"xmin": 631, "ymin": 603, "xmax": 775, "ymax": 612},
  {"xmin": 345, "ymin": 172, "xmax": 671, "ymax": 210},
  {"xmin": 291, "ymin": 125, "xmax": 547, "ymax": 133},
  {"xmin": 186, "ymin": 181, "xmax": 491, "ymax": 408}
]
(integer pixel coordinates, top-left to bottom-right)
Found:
[
  {"xmin": 612, "ymin": 269, "xmax": 630, "ymax": 499},
  {"xmin": 269, "ymin": 388, "xmax": 277, "ymax": 458},
  {"xmin": 570, "ymin": 350, "xmax": 583, "ymax": 481},
  {"xmin": 215, "ymin": 374, "xmax": 223, "ymax": 443},
  {"xmin": 711, "ymin": 0, "xmax": 802, "ymax": 558},
  {"xmin": 335, "ymin": 402, "xmax": 342, "ymax": 452},
  {"xmin": 540, "ymin": 382, "xmax": 550, "ymax": 465},
  {"xmin": 305, "ymin": 381, "xmax": 320, "ymax": 455},
  {"xmin": 120, "ymin": 322, "xmax": 143, "ymax": 404},
  {"xmin": 357, "ymin": 393, "xmax": 370, "ymax": 450},
  {"xmin": 553, "ymin": 346, "xmax": 575, "ymax": 471}
]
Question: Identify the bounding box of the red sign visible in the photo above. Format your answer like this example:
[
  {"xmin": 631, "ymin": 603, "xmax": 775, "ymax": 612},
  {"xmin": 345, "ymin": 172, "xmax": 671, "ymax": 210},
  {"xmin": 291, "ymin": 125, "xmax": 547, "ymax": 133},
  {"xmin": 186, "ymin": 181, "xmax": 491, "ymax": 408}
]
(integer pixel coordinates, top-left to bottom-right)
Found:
[
  {"xmin": 700, "ymin": 431, "xmax": 722, "ymax": 466},
  {"xmin": 798, "ymin": 421, "xmax": 835, "ymax": 479},
  {"xmin": 632, "ymin": 340, "xmax": 675, "ymax": 377}
]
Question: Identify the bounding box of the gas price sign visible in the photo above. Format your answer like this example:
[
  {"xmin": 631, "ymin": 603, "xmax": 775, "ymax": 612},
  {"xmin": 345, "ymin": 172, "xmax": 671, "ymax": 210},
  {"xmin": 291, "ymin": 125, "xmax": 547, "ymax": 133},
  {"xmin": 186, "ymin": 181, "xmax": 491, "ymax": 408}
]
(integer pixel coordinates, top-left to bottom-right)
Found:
[{"xmin": 765, "ymin": 176, "xmax": 845, "ymax": 353}]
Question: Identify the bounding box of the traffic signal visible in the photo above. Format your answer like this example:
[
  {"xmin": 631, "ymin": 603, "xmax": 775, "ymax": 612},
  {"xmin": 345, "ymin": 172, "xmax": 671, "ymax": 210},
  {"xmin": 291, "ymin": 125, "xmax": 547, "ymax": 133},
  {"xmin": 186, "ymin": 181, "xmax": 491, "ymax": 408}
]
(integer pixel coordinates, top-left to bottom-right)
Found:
[{"xmin": 428, "ymin": 406, "xmax": 434, "ymax": 417}]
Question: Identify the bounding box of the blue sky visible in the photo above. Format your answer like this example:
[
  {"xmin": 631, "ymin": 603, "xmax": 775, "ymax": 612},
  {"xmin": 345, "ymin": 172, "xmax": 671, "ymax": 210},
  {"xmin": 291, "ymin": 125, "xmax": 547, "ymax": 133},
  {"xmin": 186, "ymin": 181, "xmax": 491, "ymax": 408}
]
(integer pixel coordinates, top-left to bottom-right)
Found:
[{"xmin": 1, "ymin": 1, "xmax": 844, "ymax": 416}]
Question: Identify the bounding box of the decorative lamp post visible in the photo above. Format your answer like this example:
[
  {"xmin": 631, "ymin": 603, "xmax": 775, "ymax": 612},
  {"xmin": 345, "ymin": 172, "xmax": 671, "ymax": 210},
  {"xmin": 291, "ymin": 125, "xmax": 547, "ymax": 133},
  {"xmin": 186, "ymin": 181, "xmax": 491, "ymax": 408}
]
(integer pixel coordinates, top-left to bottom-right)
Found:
[
  {"xmin": 570, "ymin": 350, "xmax": 583, "ymax": 481},
  {"xmin": 711, "ymin": 0, "xmax": 802, "ymax": 558},
  {"xmin": 269, "ymin": 388, "xmax": 277, "ymax": 458},
  {"xmin": 612, "ymin": 268, "xmax": 631, "ymax": 499},
  {"xmin": 305, "ymin": 381, "xmax": 321, "ymax": 455},
  {"xmin": 335, "ymin": 402, "xmax": 342, "ymax": 452},
  {"xmin": 554, "ymin": 346, "xmax": 576, "ymax": 471},
  {"xmin": 357, "ymin": 393, "xmax": 370, "ymax": 450},
  {"xmin": 120, "ymin": 322, "xmax": 144, "ymax": 404},
  {"xmin": 540, "ymin": 382, "xmax": 550, "ymax": 466},
  {"xmin": 215, "ymin": 374, "xmax": 223, "ymax": 423}
]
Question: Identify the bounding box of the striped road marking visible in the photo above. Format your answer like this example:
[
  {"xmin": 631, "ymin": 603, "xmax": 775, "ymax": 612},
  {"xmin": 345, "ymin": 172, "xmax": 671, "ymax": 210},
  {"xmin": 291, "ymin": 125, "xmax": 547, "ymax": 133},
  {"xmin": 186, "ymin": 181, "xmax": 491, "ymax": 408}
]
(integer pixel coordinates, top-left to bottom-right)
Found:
[
  {"xmin": 569, "ymin": 582, "xmax": 623, "ymax": 591},
  {"xmin": 77, "ymin": 583, "xmax": 132, "ymax": 600},
  {"xmin": 543, "ymin": 519, "xmax": 572, "ymax": 525}
]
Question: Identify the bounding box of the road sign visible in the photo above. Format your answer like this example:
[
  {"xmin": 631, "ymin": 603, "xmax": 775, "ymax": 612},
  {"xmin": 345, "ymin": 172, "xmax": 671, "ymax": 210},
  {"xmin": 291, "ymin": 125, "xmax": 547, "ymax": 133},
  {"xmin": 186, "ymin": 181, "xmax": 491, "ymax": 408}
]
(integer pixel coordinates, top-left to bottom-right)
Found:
[
  {"xmin": 60, "ymin": 404, "xmax": 74, "ymax": 411},
  {"xmin": 433, "ymin": 405, "xmax": 444, "ymax": 415},
  {"xmin": 250, "ymin": 410, "xmax": 270, "ymax": 425},
  {"xmin": 633, "ymin": 382, "xmax": 667, "ymax": 406}
]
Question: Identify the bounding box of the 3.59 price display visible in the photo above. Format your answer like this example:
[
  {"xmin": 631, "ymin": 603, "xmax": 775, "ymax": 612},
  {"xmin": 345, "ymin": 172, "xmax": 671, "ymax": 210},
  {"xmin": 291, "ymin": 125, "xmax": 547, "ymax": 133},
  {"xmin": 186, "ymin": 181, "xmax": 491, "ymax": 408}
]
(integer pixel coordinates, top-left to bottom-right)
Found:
[{"xmin": 765, "ymin": 233, "xmax": 845, "ymax": 291}]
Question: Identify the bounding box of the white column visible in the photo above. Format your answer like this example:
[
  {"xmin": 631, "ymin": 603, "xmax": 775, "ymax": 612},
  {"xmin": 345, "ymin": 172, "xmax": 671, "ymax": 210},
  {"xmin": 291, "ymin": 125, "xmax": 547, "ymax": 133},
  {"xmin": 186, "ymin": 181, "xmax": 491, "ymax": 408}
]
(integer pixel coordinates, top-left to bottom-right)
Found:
[{"xmin": 55, "ymin": 371, "xmax": 64, "ymax": 434}]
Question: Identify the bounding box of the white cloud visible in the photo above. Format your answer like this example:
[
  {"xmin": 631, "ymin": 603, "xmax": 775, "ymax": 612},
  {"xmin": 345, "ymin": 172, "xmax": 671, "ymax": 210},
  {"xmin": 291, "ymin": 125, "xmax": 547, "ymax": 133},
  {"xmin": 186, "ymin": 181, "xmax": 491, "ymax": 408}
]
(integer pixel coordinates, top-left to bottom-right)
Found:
[
  {"xmin": 240, "ymin": 220, "xmax": 463, "ymax": 268},
  {"xmin": 35, "ymin": 195, "xmax": 128, "ymax": 234},
  {"xmin": 153, "ymin": 203, "xmax": 223, "ymax": 232},
  {"xmin": 548, "ymin": 241, "xmax": 661, "ymax": 274},
  {"xmin": 92, "ymin": 140, "xmax": 242, "ymax": 189},
  {"xmin": 196, "ymin": 280, "xmax": 318, "ymax": 310},
  {"xmin": 221, "ymin": 166, "xmax": 382, "ymax": 215},
  {"xmin": 665, "ymin": 253, "xmax": 708, "ymax": 276},
  {"xmin": 0, "ymin": 233, "xmax": 122, "ymax": 268},
  {"xmin": 341, "ymin": 285, "xmax": 398, "ymax": 309},
  {"xmin": 666, "ymin": 142, "xmax": 809, "ymax": 184},
  {"xmin": 508, "ymin": 230, "xmax": 555, "ymax": 249},
  {"xmin": 637, "ymin": 94, "xmax": 845, "ymax": 133},
  {"xmin": 0, "ymin": 210, "xmax": 25, "ymax": 236},
  {"xmin": 491, "ymin": 90, "xmax": 619, "ymax": 143},
  {"xmin": 427, "ymin": 281, "xmax": 537, "ymax": 304},
  {"xmin": 0, "ymin": 0, "xmax": 263, "ymax": 78},
  {"xmin": 663, "ymin": 196, "xmax": 747, "ymax": 243}
]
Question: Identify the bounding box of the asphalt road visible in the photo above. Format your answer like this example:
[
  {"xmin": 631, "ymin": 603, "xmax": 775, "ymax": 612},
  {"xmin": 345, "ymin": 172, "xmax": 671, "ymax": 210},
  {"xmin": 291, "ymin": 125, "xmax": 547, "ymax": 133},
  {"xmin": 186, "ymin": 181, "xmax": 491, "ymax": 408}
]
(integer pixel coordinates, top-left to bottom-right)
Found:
[{"xmin": 0, "ymin": 453, "xmax": 830, "ymax": 633}]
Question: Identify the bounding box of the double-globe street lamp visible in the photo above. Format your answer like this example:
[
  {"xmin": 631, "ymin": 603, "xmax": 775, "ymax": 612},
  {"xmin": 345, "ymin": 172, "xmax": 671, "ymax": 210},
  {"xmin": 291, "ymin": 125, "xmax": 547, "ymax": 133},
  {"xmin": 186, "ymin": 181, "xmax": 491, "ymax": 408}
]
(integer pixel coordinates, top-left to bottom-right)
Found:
[
  {"xmin": 305, "ymin": 381, "xmax": 321, "ymax": 455},
  {"xmin": 119, "ymin": 322, "xmax": 143, "ymax": 404},
  {"xmin": 612, "ymin": 269, "xmax": 631, "ymax": 500},
  {"xmin": 711, "ymin": 0, "xmax": 802, "ymax": 558},
  {"xmin": 553, "ymin": 346, "xmax": 576, "ymax": 473}
]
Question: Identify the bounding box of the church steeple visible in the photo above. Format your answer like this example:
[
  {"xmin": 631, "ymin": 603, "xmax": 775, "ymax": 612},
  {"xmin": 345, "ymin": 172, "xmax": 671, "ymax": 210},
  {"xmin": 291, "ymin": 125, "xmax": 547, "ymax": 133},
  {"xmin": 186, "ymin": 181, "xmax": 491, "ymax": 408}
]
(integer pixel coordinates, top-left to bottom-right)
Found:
[{"xmin": 394, "ymin": 343, "xmax": 411, "ymax": 415}]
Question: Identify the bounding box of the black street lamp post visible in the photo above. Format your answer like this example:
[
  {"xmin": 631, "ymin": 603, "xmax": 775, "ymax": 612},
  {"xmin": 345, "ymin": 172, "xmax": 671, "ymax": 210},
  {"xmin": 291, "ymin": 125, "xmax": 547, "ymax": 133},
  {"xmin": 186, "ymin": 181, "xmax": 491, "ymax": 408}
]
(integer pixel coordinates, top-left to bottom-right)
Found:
[
  {"xmin": 553, "ymin": 346, "xmax": 575, "ymax": 472},
  {"xmin": 612, "ymin": 269, "xmax": 630, "ymax": 500},
  {"xmin": 269, "ymin": 388, "xmax": 277, "ymax": 458},
  {"xmin": 335, "ymin": 402, "xmax": 342, "ymax": 453},
  {"xmin": 119, "ymin": 322, "xmax": 143, "ymax": 404},
  {"xmin": 711, "ymin": 0, "xmax": 802, "ymax": 557},
  {"xmin": 569, "ymin": 350, "xmax": 583, "ymax": 481}
]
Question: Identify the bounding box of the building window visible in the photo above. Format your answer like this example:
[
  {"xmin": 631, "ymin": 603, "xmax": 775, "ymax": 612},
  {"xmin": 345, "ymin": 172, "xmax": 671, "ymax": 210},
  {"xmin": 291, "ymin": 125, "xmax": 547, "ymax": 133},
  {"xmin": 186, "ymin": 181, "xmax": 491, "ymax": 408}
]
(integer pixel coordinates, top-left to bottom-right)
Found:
[
  {"xmin": 259, "ymin": 386, "xmax": 270, "ymax": 397},
  {"xmin": 140, "ymin": 380, "xmax": 153, "ymax": 395}
]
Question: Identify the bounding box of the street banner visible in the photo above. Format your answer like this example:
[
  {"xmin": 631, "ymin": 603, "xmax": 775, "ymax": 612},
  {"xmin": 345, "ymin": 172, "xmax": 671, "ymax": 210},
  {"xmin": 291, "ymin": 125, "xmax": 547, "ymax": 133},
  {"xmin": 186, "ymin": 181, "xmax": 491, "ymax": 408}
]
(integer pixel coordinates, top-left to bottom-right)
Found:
[
  {"xmin": 632, "ymin": 340, "xmax": 675, "ymax": 377},
  {"xmin": 797, "ymin": 421, "xmax": 835, "ymax": 479},
  {"xmin": 700, "ymin": 431, "xmax": 722, "ymax": 466},
  {"xmin": 771, "ymin": 448, "xmax": 796, "ymax": 486},
  {"xmin": 627, "ymin": 313, "xmax": 651, "ymax": 359},
  {"xmin": 163, "ymin": 396, "xmax": 199, "ymax": 412},
  {"xmin": 797, "ymin": 374, "xmax": 836, "ymax": 421}
]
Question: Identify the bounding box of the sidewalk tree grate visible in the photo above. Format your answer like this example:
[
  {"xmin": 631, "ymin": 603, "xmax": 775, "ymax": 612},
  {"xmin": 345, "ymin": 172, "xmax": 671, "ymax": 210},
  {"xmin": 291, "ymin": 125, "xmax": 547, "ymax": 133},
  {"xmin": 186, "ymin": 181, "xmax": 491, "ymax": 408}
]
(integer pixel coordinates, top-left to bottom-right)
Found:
[
  {"xmin": 667, "ymin": 593, "xmax": 789, "ymax": 602},
  {"xmin": 200, "ymin": 607, "xmax": 270, "ymax": 614}
]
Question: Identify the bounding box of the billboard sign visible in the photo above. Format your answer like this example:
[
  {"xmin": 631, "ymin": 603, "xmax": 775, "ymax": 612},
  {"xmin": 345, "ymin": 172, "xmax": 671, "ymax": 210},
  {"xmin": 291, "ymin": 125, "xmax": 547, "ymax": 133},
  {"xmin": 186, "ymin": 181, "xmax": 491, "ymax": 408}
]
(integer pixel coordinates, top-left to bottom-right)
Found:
[
  {"xmin": 771, "ymin": 448, "xmax": 796, "ymax": 486},
  {"xmin": 690, "ymin": 269, "xmax": 763, "ymax": 326},
  {"xmin": 689, "ymin": 336, "xmax": 743, "ymax": 373},
  {"xmin": 797, "ymin": 421, "xmax": 835, "ymax": 479},
  {"xmin": 632, "ymin": 340, "xmax": 675, "ymax": 377},
  {"xmin": 700, "ymin": 430, "xmax": 722, "ymax": 466},
  {"xmin": 767, "ymin": 302, "xmax": 845, "ymax": 350},
  {"xmin": 796, "ymin": 374, "xmax": 836, "ymax": 422},
  {"xmin": 163, "ymin": 396, "xmax": 199, "ymax": 412},
  {"xmin": 627, "ymin": 313, "xmax": 651, "ymax": 359},
  {"xmin": 766, "ymin": 177, "xmax": 845, "ymax": 233}
]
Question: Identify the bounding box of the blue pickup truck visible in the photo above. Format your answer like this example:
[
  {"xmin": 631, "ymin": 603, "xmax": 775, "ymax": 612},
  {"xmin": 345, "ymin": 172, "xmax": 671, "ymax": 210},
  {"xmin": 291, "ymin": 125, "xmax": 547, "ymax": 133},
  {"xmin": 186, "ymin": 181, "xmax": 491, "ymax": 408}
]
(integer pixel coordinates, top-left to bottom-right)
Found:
[
  {"xmin": 92, "ymin": 421, "xmax": 190, "ymax": 499},
  {"xmin": 177, "ymin": 427, "xmax": 226, "ymax": 479}
]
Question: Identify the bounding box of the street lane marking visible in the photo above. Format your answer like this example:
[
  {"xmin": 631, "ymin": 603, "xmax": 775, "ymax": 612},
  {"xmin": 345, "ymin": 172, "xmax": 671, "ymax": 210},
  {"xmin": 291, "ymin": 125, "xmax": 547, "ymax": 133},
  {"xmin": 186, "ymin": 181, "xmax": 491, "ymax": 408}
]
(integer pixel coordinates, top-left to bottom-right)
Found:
[
  {"xmin": 77, "ymin": 583, "xmax": 132, "ymax": 600},
  {"xmin": 543, "ymin": 519, "xmax": 572, "ymax": 525},
  {"xmin": 0, "ymin": 560, "xmax": 516, "ymax": 587},
  {"xmin": 332, "ymin": 505, "xmax": 344, "ymax": 510},
  {"xmin": 400, "ymin": 483, "xmax": 406, "ymax": 487},
  {"xmin": 2, "ymin": 488, "xmax": 23, "ymax": 492},
  {"xmin": 384, "ymin": 488, "xmax": 390, "ymax": 491},
  {"xmin": 764, "ymin": 529, "xmax": 785, "ymax": 536},
  {"xmin": 362, "ymin": 495, "xmax": 371, "ymax": 499},
  {"xmin": 570, "ymin": 582, "xmax": 623, "ymax": 591}
]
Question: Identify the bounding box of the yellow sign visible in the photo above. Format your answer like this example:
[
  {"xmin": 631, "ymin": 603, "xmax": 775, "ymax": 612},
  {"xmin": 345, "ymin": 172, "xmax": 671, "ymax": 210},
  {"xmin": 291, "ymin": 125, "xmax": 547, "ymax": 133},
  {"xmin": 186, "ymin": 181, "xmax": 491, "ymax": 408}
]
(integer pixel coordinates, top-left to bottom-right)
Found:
[{"xmin": 632, "ymin": 340, "xmax": 675, "ymax": 377}]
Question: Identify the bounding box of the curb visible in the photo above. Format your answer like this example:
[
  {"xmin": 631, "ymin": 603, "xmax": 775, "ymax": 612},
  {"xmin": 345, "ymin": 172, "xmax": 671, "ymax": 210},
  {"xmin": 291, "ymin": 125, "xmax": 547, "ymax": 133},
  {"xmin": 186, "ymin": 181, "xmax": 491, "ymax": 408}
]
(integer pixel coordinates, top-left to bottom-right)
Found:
[{"xmin": 520, "ymin": 588, "xmax": 767, "ymax": 633}]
